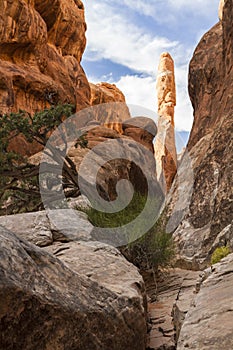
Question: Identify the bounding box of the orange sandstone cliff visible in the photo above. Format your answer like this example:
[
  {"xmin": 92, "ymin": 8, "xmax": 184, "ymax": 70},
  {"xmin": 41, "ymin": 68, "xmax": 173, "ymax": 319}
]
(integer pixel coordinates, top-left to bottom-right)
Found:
[{"xmin": 0, "ymin": 0, "xmax": 90, "ymax": 115}]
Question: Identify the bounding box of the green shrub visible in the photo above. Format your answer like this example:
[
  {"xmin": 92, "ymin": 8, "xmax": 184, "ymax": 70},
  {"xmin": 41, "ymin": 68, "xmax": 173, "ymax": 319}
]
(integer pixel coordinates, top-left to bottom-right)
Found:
[
  {"xmin": 124, "ymin": 230, "xmax": 174, "ymax": 271},
  {"xmin": 81, "ymin": 191, "xmax": 147, "ymax": 228},
  {"xmin": 79, "ymin": 194, "xmax": 174, "ymax": 271},
  {"xmin": 211, "ymin": 246, "xmax": 230, "ymax": 265}
]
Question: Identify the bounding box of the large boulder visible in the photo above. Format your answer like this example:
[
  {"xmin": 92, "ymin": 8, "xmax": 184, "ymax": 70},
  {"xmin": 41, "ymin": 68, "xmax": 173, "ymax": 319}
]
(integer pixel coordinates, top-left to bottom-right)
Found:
[
  {"xmin": 0, "ymin": 210, "xmax": 148, "ymax": 350},
  {"xmin": 0, "ymin": 209, "xmax": 93, "ymax": 246}
]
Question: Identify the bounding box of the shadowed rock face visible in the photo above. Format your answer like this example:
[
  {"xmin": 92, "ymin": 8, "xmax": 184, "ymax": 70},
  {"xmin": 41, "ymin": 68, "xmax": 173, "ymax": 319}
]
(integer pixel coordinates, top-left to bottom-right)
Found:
[
  {"xmin": 68, "ymin": 116, "xmax": 159, "ymax": 206},
  {"xmin": 167, "ymin": 0, "xmax": 233, "ymax": 269},
  {"xmin": 0, "ymin": 213, "xmax": 148, "ymax": 350},
  {"xmin": 0, "ymin": 0, "xmax": 90, "ymax": 116}
]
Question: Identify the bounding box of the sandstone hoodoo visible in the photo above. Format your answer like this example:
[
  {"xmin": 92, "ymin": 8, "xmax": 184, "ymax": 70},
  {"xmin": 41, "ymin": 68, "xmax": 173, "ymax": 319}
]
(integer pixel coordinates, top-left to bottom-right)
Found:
[{"xmin": 154, "ymin": 52, "xmax": 177, "ymax": 192}]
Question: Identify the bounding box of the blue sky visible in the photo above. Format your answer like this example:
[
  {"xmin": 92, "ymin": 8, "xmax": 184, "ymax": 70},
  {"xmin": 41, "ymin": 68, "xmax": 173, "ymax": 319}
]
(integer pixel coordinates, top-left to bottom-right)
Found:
[{"xmin": 82, "ymin": 0, "xmax": 220, "ymax": 133}]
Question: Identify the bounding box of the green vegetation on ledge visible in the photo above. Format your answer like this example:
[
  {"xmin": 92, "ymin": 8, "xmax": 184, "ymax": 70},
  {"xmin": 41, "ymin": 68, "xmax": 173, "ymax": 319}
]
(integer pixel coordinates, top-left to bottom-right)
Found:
[
  {"xmin": 211, "ymin": 246, "xmax": 230, "ymax": 265},
  {"xmin": 80, "ymin": 195, "xmax": 174, "ymax": 272}
]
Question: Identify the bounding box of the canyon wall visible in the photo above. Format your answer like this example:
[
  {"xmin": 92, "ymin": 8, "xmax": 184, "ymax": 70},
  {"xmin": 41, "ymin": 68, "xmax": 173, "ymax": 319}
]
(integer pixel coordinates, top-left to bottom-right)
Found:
[
  {"xmin": 0, "ymin": 0, "xmax": 90, "ymax": 114},
  {"xmin": 167, "ymin": 0, "xmax": 233, "ymax": 270}
]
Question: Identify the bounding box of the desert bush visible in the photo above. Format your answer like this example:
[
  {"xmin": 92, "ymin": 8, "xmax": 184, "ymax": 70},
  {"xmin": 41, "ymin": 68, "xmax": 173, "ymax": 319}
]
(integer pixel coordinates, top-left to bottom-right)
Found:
[
  {"xmin": 211, "ymin": 246, "xmax": 230, "ymax": 265},
  {"xmin": 81, "ymin": 194, "xmax": 174, "ymax": 271},
  {"xmin": 81, "ymin": 191, "xmax": 147, "ymax": 228},
  {"xmin": 124, "ymin": 213, "xmax": 175, "ymax": 272}
]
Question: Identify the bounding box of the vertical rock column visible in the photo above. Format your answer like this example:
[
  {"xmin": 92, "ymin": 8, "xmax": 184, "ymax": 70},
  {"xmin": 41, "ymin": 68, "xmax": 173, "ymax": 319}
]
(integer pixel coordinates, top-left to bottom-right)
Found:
[{"xmin": 154, "ymin": 52, "xmax": 177, "ymax": 192}]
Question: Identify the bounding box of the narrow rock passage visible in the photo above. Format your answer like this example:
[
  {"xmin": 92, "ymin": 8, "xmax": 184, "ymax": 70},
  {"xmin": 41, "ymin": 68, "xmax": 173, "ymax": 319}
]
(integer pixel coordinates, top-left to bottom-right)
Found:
[{"xmin": 143, "ymin": 269, "xmax": 200, "ymax": 350}]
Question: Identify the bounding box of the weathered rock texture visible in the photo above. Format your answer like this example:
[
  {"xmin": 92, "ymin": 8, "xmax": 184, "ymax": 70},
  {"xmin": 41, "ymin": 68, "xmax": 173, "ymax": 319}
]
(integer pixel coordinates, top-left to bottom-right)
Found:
[
  {"xmin": 0, "ymin": 0, "xmax": 90, "ymax": 114},
  {"xmin": 167, "ymin": 0, "xmax": 233, "ymax": 269},
  {"xmin": 0, "ymin": 0, "xmax": 90, "ymax": 156},
  {"xmin": 0, "ymin": 209, "xmax": 93, "ymax": 246},
  {"xmin": 144, "ymin": 269, "xmax": 200, "ymax": 349},
  {"xmin": 0, "ymin": 211, "xmax": 148, "ymax": 350},
  {"xmin": 90, "ymin": 82, "xmax": 126, "ymax": 105},
  {"xmin": 154, "ymin": 52, "xmax": 177, "ymax": 192},
  {"xmin": 218, "ymin": 0, "xmax": 226, "ymax": 19},
  {"xmin": 90, "ymin": 83, "xmax": 131, "ymax": 134},
  {"xmin": 67, "ymin": 115, "xmax": 159, "ymax": 208},
  {"xmin": 177, "ymin": 253, "xmax": 233, "ymax": 350}
]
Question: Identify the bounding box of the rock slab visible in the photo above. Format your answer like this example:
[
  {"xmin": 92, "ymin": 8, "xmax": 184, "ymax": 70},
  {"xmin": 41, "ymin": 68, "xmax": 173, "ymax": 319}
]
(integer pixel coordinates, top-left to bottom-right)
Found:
[
  {"xmin": 0, "ymin": 219, "xmax": 148, "ymax": 350},
  {"xmin": 178, "ymin": 253, "xmax": 233, "ymax": 350}
]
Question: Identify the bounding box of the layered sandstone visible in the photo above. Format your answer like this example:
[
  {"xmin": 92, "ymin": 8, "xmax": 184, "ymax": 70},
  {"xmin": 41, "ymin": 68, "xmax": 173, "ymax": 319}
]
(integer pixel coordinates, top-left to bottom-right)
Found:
[
  {"xmin": 0, "ymin": 0, "xmax": 90, "ymax": 115},
  {"xmin": 154, "ymin": 52, "xmax": 177, "ymax": 192},
  {"xmin": 167, "ymin": 0, "xmax": 233, "ymax": 269},
  {"xmin": 89, "ymin": 83, "xmax": 131, "ymax": 133},
  {"xmin": 90, "ymin": 82, "xmax": 126, "ymax": 105}
]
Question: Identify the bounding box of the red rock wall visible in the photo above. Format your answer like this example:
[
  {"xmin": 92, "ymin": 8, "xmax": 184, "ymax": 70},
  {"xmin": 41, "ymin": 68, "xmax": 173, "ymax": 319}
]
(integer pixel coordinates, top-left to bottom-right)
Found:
[{"xmin": 0, "ymin": 0, "xmax": 90, "ymax": 115}]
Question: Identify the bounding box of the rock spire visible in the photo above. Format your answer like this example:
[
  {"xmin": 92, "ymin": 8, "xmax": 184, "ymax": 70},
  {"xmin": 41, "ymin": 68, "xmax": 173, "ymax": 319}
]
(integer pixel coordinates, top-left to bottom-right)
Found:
[{"xmin": 154, "ymin": 52, "xmax": 177, "ymax": 192}]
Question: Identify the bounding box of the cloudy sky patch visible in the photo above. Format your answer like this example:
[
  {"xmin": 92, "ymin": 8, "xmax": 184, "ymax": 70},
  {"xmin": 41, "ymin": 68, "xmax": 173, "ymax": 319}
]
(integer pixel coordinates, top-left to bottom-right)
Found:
[{"xmin": 82, "ymin": 0, "xmax": 219, "ymax": 132}]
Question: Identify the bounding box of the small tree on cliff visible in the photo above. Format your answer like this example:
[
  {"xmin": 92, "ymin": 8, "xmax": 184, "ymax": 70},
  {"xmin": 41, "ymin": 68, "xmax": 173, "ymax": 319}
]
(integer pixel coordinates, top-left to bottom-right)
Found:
[{"xmin": 0, "ymin": 104, "xmax": 85, "ymax": 215}]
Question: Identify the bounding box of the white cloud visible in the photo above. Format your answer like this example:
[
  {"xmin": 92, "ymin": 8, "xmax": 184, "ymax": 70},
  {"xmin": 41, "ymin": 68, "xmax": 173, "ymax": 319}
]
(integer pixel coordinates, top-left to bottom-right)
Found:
[
  {"xmin": 84, "ymin": 1, "xmax": 180, "ymax": 75},
  {"xmin": 168, "ymin": 0, "xmax": 219, "ymax": 13},
  {"xmin": 115, "ymin": 75, "xmax": 157, "ymax": 111},
  {"xmin": 82, "ymin": 0, "xmax": 219, "ymax": 131},
  {"xmin": 112, "ymin": 71, "xmax": 193, "ymax": 132}
]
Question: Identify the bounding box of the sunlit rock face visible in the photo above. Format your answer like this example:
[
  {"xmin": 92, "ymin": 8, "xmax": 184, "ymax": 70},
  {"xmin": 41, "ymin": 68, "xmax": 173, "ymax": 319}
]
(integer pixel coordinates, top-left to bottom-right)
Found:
[
  {"xmin": 0, "ymin": 0, "xmax": 90, "ymax": 116},
  {"xmin": 89, "ymin": 82, "xmax": 131, "ymax": 134},
  {"xmin": 154, "ymin": 52, "xmax": 177, "ymax": 192},
  {"xmin": 218, "ymin": 0, "xmax": 225, "ymax": 20}
]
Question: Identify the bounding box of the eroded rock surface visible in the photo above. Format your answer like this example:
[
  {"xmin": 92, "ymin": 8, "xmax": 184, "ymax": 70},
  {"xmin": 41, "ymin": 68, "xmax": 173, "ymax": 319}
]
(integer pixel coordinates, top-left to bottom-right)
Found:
[
  {"xmin": 154, "ymin": 52, "xmax": 177, "ymax": 193},
  {"xmin": 0, "ymin": 209, "xmax": 93, "ymax": 246},
  {"xmin": 90, "ymin": 82, "xmax": 126, "ymax": 105},
  {"xmin": 0, "ymin": 212, "xmax": 148, "ymax": 350},
  {"xmin": 177, "ymin": 253, "xmax": 233, "ymax": 350},
  {"xmin": 167, "ymin": 0, "xmax": 233, "ymax": 269},
  {"xmin": 0, "ymin": 0, "xmax": 90, "ymax": 156},
  {"xmin": 144, "ymin": 269, "xmax": 200, "ymax": 350},
  {"xmin": 0, "ymin": 0, "xmax": 90, "ymax": 115}
]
